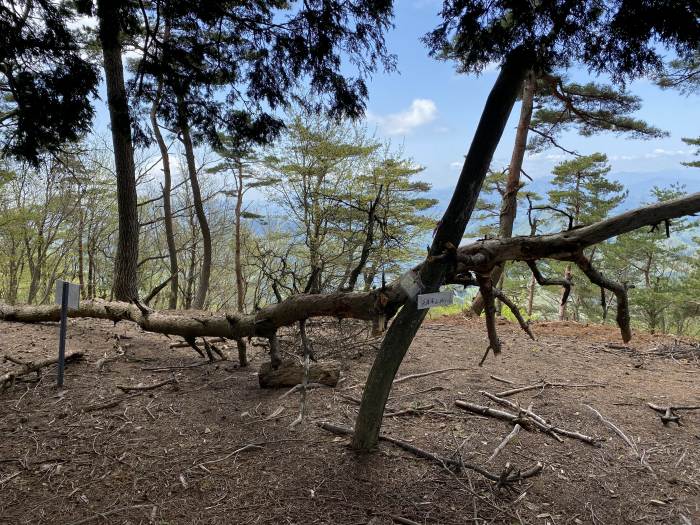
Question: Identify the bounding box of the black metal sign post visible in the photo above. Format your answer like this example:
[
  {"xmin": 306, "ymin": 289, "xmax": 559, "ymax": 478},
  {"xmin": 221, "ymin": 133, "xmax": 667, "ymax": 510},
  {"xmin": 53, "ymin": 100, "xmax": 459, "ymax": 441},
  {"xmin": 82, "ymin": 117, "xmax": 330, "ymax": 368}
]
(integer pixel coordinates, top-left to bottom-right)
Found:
[{"xmin": 57, "ymin": 280, "xmax": 69, "ymax": 387}]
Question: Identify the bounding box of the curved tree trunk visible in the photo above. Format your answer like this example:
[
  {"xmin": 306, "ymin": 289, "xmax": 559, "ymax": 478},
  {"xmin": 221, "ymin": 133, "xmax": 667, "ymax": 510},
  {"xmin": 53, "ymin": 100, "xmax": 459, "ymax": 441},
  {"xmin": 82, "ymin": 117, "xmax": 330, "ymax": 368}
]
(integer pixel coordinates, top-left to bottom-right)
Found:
[
  {"xmin": 96, "ymin": 0, "xmax": 139, "ymax": 302},
  {"xmin": 351, "ymin": 47, "xmax": 534, "ymax": 452},
  {"xmin": 177, "ymin": 95, "xmax": 212, "ymax": 310},
  {"xmin": 472, "ymin": 71, "xmax": 535, "ymax": 315},
  {"xmin": 151, "ymin": 82, "xmax": 179, "ymax": 309}
]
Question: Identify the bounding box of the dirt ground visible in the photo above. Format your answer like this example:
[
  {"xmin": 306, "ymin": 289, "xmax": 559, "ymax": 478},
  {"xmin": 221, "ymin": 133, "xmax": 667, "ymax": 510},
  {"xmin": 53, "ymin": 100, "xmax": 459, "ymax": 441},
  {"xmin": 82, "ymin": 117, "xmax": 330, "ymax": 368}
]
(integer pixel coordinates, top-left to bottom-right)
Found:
[{"xmin": 1, "ymin": 314, "xmax": 698, "ymax": 525}]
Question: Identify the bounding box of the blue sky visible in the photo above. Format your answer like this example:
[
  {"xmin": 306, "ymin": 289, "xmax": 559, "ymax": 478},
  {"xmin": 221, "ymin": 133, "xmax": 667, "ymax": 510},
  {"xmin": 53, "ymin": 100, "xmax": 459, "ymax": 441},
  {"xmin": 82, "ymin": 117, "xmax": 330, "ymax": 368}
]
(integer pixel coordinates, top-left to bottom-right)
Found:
[
  {"xmin": 358, "ymin": 1, "xmax": 700, "ymax": 205},
  {"xmin": 88, "ymin": 1, "xmax": 699, "ymax": 213}
]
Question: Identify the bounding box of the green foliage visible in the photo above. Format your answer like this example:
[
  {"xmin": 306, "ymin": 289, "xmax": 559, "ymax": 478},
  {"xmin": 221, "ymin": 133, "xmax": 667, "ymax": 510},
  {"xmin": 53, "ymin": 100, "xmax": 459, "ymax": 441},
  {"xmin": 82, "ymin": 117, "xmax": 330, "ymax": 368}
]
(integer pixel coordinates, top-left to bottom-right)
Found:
[
  {"xmin": 263, "ymin": 115, "xmax": 437, "ymax": 294},
  {"xmin": 529, "ymin": 79, "xmax": 665, "ymax": 153},
  {"xmin": 0, "ymin": 1, "xmax": 98, "ymax": 161},
  {"xmin": 656, "ymin": 48, "xmax": 700, "ymax": 95},
  {"xmin": 682, "ymin": 137, "xmax": 700, "ymax": 168},
  {"xmin": 548, "ymin": 153, "xmax": 626, "ymax": 226},
  {"xmin": 425, "ymin": 1, "xmax": 699, "ymax": 83}
]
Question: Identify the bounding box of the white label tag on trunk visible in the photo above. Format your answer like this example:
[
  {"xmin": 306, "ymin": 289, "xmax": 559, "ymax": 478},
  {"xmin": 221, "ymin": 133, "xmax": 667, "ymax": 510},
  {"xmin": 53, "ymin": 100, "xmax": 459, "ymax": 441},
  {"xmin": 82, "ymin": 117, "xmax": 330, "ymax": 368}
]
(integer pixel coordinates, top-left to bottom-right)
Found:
[
  {"xmin": 55, "ymin": 280, "xmax": 80, "ymax": 310},
  {"xmin": 416, "ymin": 291, "xmax": 454, "ymax": 310}
]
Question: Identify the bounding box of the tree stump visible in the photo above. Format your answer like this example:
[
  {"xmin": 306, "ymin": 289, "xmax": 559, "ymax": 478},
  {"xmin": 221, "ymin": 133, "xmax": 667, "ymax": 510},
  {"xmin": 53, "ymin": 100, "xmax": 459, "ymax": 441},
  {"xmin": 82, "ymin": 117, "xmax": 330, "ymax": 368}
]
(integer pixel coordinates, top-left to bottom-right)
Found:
[{"xmin": 258, "ymin": 359, "xmax": 340, "ymax": 388}]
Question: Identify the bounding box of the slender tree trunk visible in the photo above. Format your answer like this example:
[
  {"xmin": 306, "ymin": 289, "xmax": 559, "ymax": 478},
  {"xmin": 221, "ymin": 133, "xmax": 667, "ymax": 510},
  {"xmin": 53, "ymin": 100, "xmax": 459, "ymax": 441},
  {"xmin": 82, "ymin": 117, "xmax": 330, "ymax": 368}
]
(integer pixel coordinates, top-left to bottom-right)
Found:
[
  {"xmin": 234, "ymin": 164, "xmax": 246, "ymax": 312},
  {"xmin": 96, "ymin": 0, "xmax": 139, "ymax": 301},
  {"xmin": 78, "ymin": 207, "xmax": 85, "ymax": 298},
  {"xmin": 344, "ymin": 187, "xmax": 382, "ymax": 292},
  {"xmin": 177, "ymin": 95, "xmax": 211, "ymax": 309},
  {"xmin": 351, "ymin": 47, "xmax": 533, "ymax": 451},
  {"xmin": 526, "ymin": 273, "xmax": 536, "ymax": 316},
  {"xmin": 472, "ymin": 71, "xmax": 535, "ymax": 314},
  {"xmin": 151, "ymin": 83, "xmax": 179, "ymax": 309},
  {"xmin": 558, "ymin": 264, "xmax": 572, "ymax": 320},
  {"xmin": 87, "ymin": 236, "xmax": 95, "ymax": 299},
  {"xmin": 184, "ymin": 209, "xmax": 197, "ymax": 310}
]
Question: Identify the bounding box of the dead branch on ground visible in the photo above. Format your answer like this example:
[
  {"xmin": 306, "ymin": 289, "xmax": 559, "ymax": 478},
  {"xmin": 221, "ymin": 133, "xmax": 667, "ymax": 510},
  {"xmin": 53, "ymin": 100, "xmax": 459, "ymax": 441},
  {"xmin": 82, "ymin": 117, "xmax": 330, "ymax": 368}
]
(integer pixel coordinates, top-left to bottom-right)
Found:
[
  {"xmin": 1, "ymin": 352, "xmax": 84, "ymax": 392},
  {"xmin": 116, "ymin": 377, "xmax": 178, "ymax": 392},
  {"xmin": 458, "ymin": 397, "xmax": 600, "ymax": 446},
  {"xmin": 317, "ymin": 421, "xmax": 543, "ymax": 485},
  {"xmin": 496, "ymin": 380, "xmax": 605, "ymax": 397},
  {"xmin": 647, "ymin": 402, "xmax": 700, "ymax": 426}
]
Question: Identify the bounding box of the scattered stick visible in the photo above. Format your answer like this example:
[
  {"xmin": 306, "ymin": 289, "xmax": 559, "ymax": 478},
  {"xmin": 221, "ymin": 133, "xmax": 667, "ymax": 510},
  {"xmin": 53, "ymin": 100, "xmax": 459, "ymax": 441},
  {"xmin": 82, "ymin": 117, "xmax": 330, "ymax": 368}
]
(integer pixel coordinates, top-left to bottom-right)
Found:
[
  {"xmin": 83, "ymin": 393, "xmax": 142, "ymax": 413},
  {"xmin": 584, "ymin": 404, "xmax": 646, "ymax": 469},
  {"xmin": 584, "ymin": 404, "xmax": 635, "ymax": 450},
  {"xmin": 116, "ymin": 377, "xmax": 177, "ymax": 393},
  {"xmin": 317, "ymin": 422, "xmax": 542, "ymax": 484},
  {"xmin": 454, "ymin": 401, "xmax": 533, "ymax": 428},
  {"xmin": 462, "ymin": 395, "xmax": 600, "ymax": 446},
  {"xmin": 490, "ymin": 375, "xmax": 515, "ymax": 385},
  {"xmin": 0, "ymin": 471, "xmax": 21, "ymax": 485},
  {"xmin": 385, "ymin": 404, "xmax": 435, "ymax": 418},
  {"xmin": 646, "ymin": 403, "xmax": 700, "ymax": 426},
  {"xmin": 488, "ymin": 403, "xmax": 533, "ymax": 462},
  {"xmin": 169, "ymin": 337, "xmax": 227, "ymax": 349},
  {"xmin": 496, "ymin": 383, "xmax": 545, "ymax": 397},
  {"xmin": 278, "ymin": 382, "xmax": 325, "ymax": 399},
  {"xmin": 391, "ymin": 516, "xmax": 421, "ymax": 525},
  {"xmin": 480, "ymin": 391, "xmax": 564, "ymax": 443},
  {"xmin": 141, "ymin": 362, "xmax": 212, "ymax": 372},
  {"xmin": 393, "ymin": 368, "xmax": 469, "ymax": 384},
  {"xmin": 337, "ymin": 392, "xmax": 362, "ymax": 405},
  {"xmin": 390, "ymin": 385, "xmax": 445, "ymax": 400},
  {"xmin": 195, "ymin": 444, "xmax": 263, "ymax": 469},
  {"xmin": 496, "ymin": 381, "xmax": 605, "ymax": 397},
  {"xmin": 1, "ymin": 352, "xmax": 84, "ymax": 392}
]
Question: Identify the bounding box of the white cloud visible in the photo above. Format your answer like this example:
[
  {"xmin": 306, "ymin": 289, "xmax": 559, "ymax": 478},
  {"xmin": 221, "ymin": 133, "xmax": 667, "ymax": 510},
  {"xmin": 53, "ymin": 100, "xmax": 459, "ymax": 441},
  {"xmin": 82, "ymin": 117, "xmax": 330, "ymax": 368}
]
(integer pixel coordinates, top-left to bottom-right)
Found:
[
  {"xmin": 449, "ymin": 161, "xmax": 463, "ymax": 170},
  {"xmin": 367, "ymin": 99, "xmax": 438, "ymax": 135},
  {"xmin": 644, "ymin": 148, "xmax": 691, "ymax": 159}
]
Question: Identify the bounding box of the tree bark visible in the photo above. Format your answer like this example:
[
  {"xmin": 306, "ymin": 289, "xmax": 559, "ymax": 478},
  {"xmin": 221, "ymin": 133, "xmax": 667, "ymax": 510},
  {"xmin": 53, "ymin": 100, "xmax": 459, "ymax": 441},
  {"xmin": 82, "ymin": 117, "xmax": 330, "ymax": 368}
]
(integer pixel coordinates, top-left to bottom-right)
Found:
[
  {"xmin": 351, "ymin": 47, "xmax": 534, "ymax": 451},
  {"xmin": 558, "ymin": 265, "xmax": 573, "ymax": 320},
  {"xmin": 344, "ymin": 187, "xmax": 382, "ymax": 292},
  {"xmin": 234, "ymin": 163, "xmax": 246, "ymax": 312},
  {"xmin": 96, "ymin": 0, "xmax": 139, "ymax": 301},
  {"xmin": 151, "ymin": 82, "xmax": 179, "ymax": 309},
  {"xmin": 78, "ymin": 205, "xmax": 85, "ymax": 299},
  {"xmin": 472, "ymin": 71, "xmax": 535, "ymax": 315},
  {"xmin": 177, "ymin": 96, "xmax": 211, "ymax": 310}
]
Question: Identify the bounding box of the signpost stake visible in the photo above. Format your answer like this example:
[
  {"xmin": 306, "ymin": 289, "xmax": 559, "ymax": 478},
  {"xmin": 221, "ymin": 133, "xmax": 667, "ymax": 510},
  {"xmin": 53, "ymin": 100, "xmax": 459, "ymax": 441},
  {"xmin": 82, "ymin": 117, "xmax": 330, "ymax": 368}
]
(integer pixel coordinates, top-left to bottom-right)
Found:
[{"xmin": 57, "ymin": 280, "xmax": 69, "ymax": 387}]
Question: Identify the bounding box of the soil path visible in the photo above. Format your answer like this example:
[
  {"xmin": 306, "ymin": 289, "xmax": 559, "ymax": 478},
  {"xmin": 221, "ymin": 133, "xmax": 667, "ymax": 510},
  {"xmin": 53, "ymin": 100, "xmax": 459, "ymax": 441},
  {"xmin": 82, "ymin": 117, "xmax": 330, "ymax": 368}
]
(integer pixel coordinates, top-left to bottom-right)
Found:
[{"xmin": 1, "ymin": 316, "xmax": 698, "ymax": 524}]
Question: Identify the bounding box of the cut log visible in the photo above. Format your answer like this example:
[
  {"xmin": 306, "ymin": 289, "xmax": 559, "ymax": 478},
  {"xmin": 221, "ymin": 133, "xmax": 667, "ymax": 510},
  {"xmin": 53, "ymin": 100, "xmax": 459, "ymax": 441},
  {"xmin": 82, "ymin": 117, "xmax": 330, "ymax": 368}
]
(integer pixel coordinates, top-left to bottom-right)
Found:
[{"xmin": 258, "ymin": 359, "xmax": 340, "ymax": 388}]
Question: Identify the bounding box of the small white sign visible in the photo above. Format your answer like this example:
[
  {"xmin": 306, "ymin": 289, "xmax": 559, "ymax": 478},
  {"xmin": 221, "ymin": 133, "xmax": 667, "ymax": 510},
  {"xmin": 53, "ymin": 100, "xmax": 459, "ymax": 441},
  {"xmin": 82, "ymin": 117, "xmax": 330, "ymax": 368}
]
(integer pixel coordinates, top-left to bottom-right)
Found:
[
  {"xmin": 417, "ymin": 291, "xmax": 454, "ymax": 310},
  {"xmin": 55, "ymin": 280, "xmax": 80, "ymax": 310}
]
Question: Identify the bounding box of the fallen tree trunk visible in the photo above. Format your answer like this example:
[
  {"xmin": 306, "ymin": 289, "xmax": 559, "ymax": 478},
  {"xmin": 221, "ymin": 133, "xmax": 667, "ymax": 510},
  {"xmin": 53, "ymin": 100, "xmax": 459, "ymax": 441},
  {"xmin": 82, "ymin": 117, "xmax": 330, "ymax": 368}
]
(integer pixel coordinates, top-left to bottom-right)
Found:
[{"xmin": 1, "ymin": 193, "xmax": 698, "ymax": 346}]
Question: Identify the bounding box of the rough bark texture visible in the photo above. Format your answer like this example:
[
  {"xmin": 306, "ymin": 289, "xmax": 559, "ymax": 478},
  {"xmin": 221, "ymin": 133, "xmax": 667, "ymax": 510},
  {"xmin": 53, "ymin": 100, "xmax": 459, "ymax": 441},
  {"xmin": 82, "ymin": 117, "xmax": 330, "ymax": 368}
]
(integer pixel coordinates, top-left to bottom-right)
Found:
[
  {"xmin": 351, "ymin": 47, "xmax": 534, "ymax": 451},
  {"xmin": 97, "ymin": 0, "xmax": 139, "ymax": 302},
  {"xmin": 151, "ymin": 81, "xmax": 179, "ymax": 310},
  {"xmin": 258, "ymin": 359, "xmax": 340, "ymax": 388},
  {"xmin": 472, "ymin": 72, "xmax": 535, "ymax": 314}
]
